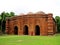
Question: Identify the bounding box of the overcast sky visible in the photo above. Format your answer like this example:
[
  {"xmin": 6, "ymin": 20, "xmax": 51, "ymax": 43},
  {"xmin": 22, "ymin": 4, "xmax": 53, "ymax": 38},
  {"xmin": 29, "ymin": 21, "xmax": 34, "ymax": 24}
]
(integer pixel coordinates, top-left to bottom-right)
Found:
[{"xmin": 0, "ymin": 0, "xmax": 60, "ymax": 17}]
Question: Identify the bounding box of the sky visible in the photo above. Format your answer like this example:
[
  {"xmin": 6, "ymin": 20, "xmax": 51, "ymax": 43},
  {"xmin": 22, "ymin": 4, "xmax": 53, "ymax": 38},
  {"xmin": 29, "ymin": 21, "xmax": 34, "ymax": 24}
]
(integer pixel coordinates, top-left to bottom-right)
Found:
[{"xmin": 0, "ymin": 0, "xmax": 60, "ymax": 17}]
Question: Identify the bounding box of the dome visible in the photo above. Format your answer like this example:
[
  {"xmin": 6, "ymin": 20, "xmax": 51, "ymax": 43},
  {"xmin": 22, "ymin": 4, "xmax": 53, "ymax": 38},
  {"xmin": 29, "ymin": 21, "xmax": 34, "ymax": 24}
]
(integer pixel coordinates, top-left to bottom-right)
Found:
[
  {"xmin": 27, "ymin": 12, "xmax": 33, "ymax": 14},
  {"xmin": 36, "ymin": 11, "xmax": 45, "ymax": 14},
  {"xmin": 20, "ymin": 13, "xmax": 24, "ymax": 15}
]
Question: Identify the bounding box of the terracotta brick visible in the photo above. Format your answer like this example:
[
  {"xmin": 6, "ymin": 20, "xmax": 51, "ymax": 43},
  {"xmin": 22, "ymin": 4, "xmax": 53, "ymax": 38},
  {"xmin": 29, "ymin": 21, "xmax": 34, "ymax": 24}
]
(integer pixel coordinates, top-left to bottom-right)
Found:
[{"xmin": 6, "ymin": 12, "xmax": 57, "ymax": 36}]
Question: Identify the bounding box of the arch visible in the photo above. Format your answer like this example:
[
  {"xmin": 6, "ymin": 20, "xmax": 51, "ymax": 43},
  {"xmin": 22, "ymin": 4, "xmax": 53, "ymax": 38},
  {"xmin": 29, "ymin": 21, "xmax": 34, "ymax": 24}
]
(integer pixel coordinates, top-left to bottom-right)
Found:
[
  {"xmin": 14, "ymin": 26, "xmax": 18, "ymax": 35},
  {"xmin": 35, "ymin": 25, "xmax": 40, "ymax": 35},
  {"xmin": 24, "ymin": 25, "xmax": 28, "ymax": 35},
  {"xmin": 2, "ymin": 20, "xmax": 6, "ymax": 33}
]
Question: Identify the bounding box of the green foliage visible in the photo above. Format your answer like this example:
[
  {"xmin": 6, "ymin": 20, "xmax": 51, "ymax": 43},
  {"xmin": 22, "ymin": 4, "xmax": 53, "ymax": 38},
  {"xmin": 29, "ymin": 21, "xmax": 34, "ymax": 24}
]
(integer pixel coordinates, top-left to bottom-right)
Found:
[
  {"xmin": 0, "ymin": 11, "xmax": 15, "ymax": 33},
  {"xmin": 55, "ymin": 16, "xmax": 60, "ymax": 33},
  {"xmin": 1, "ymin": 11, "xmax": 6, "ymax": 21},
  {"xmin": 10, "ymin": 12, "xmax": 15, "ymax": 16},
  {"xmin": 5, "ymin": 12, "xmax": 10, "ymax": 17},
  {"xmin": 0, "ymin": 20, "xmax": 1, "ymax": 30},
  {"xmin": 0, "ymin": 15, "xmax": 2, "ymax": 20},
  {"xmin": 0, "ymin": 15, "xmax": 1, "ymax": 30}
]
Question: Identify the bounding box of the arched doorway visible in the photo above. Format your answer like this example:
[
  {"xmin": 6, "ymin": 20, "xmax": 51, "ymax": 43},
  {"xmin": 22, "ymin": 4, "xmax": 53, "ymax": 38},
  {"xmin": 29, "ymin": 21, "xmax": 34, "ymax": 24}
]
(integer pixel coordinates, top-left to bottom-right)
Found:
[
  {"xmin": 2, "ymin": 20, "xmax": 6, "ymax": 34},
  {"xmin": 14, "ymin": 26, "xmax": 18, "ymax": 35},
  {"xmin": 35, "ymin": 25, "xmax": 40, "ymax": 35},
  {"xmin": 24, "ymin": 25, "xmax": 28, "ymax": 35}
]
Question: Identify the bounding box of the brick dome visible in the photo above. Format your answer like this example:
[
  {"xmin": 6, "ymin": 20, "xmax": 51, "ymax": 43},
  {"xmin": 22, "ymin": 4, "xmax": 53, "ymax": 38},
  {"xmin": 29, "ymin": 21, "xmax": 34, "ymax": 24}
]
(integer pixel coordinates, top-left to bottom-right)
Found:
[{"xmin": 36, "ymin": 11, "xmax": 45, "ymax": 14}]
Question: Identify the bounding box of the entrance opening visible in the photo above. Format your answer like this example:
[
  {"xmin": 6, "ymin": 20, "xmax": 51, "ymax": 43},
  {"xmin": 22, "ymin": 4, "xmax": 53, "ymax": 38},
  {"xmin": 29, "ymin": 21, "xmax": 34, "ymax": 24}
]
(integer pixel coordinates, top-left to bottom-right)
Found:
[
  {"xmin": 2, "ymin": 20, "xmax": 6, "ymax": 34},
  {"xmin": 35, "ymin": 25, "xmax": 40, "ymax": 35},
  {"xmin": 24, "ymin": 25, "xmax": 28, "ymax": 35},
  {"xmin": 14, "ymin": 26, "xmax": 18, "ymax": 35}
]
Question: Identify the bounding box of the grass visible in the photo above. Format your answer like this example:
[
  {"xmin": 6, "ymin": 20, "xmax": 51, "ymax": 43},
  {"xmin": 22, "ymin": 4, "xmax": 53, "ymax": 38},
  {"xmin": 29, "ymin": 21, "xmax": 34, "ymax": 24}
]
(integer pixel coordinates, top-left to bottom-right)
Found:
[{"xmin": 0, "ymin": 34, "xmax": 60, "ymax": 45}]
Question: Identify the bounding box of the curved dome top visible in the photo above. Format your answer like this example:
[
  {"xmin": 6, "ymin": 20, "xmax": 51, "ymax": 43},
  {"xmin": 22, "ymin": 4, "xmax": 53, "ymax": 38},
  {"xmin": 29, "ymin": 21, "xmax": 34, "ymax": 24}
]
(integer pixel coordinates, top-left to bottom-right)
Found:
[
  {"xmin": 20, "ymin": 13, "xmax": 25, "ymax": 15},
  {"xmin": 36, "ymin": 11, "xmax": 45, "ymax": 14},
  {"xmin": 27, "ymin": 12, "xmax": 33, "ymax": 14}
]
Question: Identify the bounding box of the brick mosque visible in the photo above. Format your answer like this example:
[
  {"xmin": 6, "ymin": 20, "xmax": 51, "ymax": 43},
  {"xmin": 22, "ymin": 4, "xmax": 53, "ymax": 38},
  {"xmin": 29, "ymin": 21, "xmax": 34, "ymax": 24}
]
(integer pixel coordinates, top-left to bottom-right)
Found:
[{"xmin": 6, "ymin": 11, "xmax": 57, "ymax": 36}]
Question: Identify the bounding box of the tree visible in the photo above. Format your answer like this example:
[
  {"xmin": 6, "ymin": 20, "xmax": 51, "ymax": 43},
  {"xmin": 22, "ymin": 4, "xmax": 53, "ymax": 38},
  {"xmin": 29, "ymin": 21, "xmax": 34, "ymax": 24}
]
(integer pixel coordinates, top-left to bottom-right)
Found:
[
  {"xmin": 10, "ymin": 12, "xmax": 15, "ymax": 17},
  {"xmin": 0, "ymin": 11, "xmax": 6, "ymax": 33},
  {"xmin": 0, "ymin": 11, "xmax": 15, "ymax": 34},
  {"xmin": 5, "ymin": 12, "xmax": 10, "ymax": 17},
  {"xmin": 55, "ymin": 16, "xmax": 60, "ymax": 33},
  {"xmin": 0, "ymin": 15, "xmax": 1, "ymax": 30}
]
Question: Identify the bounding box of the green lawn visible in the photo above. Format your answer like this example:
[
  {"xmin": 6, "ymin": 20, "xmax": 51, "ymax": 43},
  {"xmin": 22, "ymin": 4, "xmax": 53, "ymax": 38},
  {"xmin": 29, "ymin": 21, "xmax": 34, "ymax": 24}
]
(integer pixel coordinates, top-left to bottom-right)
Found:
[{"xmin": 0, "ymin": 34, "xmax": 60, "ymax": 45}]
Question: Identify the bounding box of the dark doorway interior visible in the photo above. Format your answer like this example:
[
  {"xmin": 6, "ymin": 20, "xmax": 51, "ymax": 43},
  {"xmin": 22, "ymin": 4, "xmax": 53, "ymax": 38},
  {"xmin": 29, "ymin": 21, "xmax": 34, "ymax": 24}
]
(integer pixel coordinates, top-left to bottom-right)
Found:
[
  {"xmin": 14, "ymin": 26, "xmax": 18, "ymax": 35},
  {"xmin": 24, "ymin": 25, "xmax": 28, "ymax": 35},
  {"xmin": 2, "ymin": 21, "xmax": 6, "ymax": 34},
  {"xmin": 35, "ymin": 25, "xmax": 40, "ymax": 35}
]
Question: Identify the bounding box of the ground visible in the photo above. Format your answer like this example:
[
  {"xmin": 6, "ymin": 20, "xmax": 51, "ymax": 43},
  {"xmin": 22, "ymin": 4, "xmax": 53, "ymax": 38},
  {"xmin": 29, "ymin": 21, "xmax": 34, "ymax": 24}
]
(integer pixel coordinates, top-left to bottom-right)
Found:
[{"xmin": 0, "ymin": 34, "xmax": 60, "ymax": 45}]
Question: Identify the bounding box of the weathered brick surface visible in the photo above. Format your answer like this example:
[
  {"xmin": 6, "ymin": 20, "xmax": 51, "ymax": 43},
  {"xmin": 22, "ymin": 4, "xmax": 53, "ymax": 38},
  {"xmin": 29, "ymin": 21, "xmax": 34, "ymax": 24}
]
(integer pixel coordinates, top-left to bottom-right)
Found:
[{"xmin": 6, "ymin": 12, "xmax": 57, "ymax": 36}]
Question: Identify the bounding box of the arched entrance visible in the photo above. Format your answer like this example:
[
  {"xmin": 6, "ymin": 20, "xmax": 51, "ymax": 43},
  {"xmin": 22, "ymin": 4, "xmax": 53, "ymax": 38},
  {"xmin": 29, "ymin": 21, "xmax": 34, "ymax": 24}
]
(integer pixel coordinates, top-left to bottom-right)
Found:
[
  {"xmin": 35, "ymin": 25, "xmax": 40, "ymax": 35},
  {"xmin": 24, "ymin": 25, "xmax": 28, "ymax": 35},
  {"xmin": 14, "ymin": 26, "xmax": 18, "ymax": 35},
  {"xmin": 2, "ymin": 20, "xmax": 6, "ymax": 34}
]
